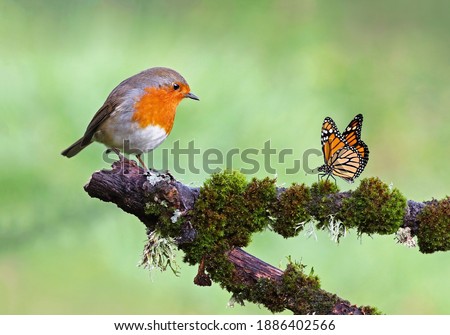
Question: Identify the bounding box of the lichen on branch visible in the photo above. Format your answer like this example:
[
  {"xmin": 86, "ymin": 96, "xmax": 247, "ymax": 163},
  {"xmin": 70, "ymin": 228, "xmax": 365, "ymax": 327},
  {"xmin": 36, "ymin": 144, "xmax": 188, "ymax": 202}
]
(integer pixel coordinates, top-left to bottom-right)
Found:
[{"xmin": 83, "ymin": 158, "xmax": 449, "ymax": 315}]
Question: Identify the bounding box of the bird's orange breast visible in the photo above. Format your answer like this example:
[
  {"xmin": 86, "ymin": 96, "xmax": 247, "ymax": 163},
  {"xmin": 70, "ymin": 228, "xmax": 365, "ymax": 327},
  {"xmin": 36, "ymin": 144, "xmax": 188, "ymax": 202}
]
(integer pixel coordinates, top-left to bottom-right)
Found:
[{"xmin": 132, "ymin": 87, "xmax": 182, "ymax": 133}]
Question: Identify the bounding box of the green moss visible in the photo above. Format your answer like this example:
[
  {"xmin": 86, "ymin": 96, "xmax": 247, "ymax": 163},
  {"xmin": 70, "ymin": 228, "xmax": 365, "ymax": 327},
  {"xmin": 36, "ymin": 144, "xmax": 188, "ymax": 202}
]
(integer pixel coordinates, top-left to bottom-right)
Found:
[
  {"xmin": 282, "ymin": 261, "xmax": 320, "ymax": 292},
  {"xmin": 244, "ymin": 177, "xmax": 278, "ymax": 232},
  {"xmin": 142, "ymin": 172, "xmax": 391, "ymax": 313},
  {"xmin": 417, "ymin": 197, "xmax": 450, "ymax": 253},
  {"xmin": 341, "ymin": 178, "xmax": 406, "ymax": 235},
  {"xmin": 145, "ymin": 202, "xmax": 162, "ymax": 216},
  {"xmin": 309, "ymin": 180, "xmax": 341, "ymax": 229},
  {"xmin": 240, "ymin": 259, "xmax": 339, "ymax": 314},
  {"xmin": 182, "ymin": 171, "xmax": 277, "ymax": 289},
  {"xmin": 247, "ymin": 278, "xmax": 286, "ymax": 313},
  {"xmin": 272, "ymin": 183, "xmax": 312, "ymax": 237},
  {"xmin": 281, "ymin": 261, "xmax": 337, "ymax": 314},
  {"xmin": 145, "ymin": 200, "xmax": 183, "ymax": 238},
  {"xmin": 361, "ymin": 305, "xmax": 382, "ymax": 315}
]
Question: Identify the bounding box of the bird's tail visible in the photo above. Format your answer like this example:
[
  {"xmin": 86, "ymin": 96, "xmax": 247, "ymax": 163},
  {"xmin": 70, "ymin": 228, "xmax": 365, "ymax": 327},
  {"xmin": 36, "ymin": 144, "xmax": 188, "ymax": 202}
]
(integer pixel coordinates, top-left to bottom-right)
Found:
[{"xmin": 61, "ymin": 137, "xmax": 91, "ymax": 158}]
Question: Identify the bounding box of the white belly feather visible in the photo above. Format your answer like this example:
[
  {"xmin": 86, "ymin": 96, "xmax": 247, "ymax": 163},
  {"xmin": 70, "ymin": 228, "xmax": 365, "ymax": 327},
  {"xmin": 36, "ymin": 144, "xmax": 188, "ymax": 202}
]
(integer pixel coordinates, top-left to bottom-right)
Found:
[{"xmin": 93, "ymin": 106, "xmax": 168, "ymax": 154}]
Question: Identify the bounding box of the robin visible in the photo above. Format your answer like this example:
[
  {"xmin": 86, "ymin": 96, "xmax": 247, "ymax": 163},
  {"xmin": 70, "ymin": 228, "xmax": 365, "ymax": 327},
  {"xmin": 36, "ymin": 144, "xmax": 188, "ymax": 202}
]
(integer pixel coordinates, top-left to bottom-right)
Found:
[{"xmin": 61, "ymin": 67, "xmax": 199, "ymax": 169}]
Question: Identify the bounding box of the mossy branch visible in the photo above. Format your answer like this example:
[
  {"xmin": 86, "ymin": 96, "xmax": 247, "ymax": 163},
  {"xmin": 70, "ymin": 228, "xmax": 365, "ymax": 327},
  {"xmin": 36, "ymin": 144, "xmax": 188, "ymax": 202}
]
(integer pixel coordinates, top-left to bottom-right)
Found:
[{"xmin": 84, "ymin": 158, "xmax": 449, "ymax": 314}]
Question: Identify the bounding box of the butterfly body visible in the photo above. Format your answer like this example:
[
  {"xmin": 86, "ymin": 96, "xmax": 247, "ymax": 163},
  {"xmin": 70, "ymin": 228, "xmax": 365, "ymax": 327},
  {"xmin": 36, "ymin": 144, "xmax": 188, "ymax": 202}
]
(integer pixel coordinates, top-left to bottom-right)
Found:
[{"xmin": 318, "ymin": 114, "xmax": 369, "ymax": 183}]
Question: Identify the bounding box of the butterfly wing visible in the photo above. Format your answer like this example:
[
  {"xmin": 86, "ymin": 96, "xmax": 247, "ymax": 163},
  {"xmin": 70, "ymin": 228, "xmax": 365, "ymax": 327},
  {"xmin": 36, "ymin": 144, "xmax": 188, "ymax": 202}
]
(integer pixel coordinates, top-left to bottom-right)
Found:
[
  {"xmin": 342, "ymin": 113, "xmax": 363, "ymax": 147},
  {"xmin": 342, "ymin": 113, "xmax": 369, "ymax": 160},
  {"xmin": 321, "ymin": 117, "xmax": 348, "ymax": 163},
  {"xmin": 353, "ymin": 140, "xmax": 369, "ymax": 166},
  {"xmin": 328, "ymin": 146, "xmax": 364, "ymax": 183}
]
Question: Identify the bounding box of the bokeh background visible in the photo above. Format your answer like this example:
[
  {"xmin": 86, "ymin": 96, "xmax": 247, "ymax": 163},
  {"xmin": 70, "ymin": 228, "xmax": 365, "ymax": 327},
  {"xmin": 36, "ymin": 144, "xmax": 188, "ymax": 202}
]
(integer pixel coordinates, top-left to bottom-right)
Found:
[{"xmin": 1, "ymin": 0, "xmax": 449, "ymax": 314}]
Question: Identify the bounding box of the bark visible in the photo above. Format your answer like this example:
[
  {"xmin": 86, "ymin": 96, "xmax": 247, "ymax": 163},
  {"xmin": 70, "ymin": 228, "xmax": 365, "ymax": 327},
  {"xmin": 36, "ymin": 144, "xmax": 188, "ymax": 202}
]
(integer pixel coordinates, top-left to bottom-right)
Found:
[{"xmin": 84, "ymin": 158, "xmax": 426, "ymax": 314}]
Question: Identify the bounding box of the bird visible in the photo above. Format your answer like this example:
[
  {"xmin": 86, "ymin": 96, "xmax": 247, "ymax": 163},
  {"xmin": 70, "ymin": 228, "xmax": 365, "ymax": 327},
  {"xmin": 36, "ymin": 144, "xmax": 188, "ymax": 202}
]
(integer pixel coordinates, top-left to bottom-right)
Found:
[
  {"xmin": 61, "ymin": 67, "xmax": 199, "ymax": 170},
  {"xmin": 318, "ymin": 114, "xmax": 369, "ymax": 183}
]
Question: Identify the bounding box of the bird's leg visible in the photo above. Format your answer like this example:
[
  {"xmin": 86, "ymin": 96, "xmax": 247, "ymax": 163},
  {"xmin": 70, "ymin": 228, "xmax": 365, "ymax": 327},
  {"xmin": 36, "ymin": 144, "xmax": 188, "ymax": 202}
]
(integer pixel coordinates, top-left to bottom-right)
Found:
[
  {"xmin": 105, "ymin": 147, "xmax": 124, "ymax": 161},
  {"xmin": 105, "ymin": 148, "xmax": 128, "ymax": 171},
  {"xmin": 136, "ymin": 154, "xmax": 175, "ymax": 180},
  {"xmin": 136, "ymin": 154, "xmax": 151, "ymax": 175}
]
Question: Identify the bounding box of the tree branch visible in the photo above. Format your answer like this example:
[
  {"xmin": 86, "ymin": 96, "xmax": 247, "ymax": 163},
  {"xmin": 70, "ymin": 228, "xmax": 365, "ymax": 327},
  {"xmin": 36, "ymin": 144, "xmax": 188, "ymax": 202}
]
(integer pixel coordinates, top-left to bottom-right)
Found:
[{"xmin": 83, "ymin": 158, "xmax": 447, "ymax": 314}]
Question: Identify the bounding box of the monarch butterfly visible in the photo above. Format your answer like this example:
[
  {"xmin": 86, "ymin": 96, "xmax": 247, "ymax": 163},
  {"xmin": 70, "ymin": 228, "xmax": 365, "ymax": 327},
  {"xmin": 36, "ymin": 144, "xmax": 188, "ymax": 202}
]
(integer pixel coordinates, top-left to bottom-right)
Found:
[{"xmin": 318, "ymin": 114, "xmax": 369, "ymax": 183}]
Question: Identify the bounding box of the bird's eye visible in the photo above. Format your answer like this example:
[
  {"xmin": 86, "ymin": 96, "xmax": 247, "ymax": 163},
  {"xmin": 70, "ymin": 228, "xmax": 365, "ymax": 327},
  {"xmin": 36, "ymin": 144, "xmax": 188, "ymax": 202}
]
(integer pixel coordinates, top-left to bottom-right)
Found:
[{"xmin": 173, "ymin": 83, "xmax": 180, "ymax": 90}]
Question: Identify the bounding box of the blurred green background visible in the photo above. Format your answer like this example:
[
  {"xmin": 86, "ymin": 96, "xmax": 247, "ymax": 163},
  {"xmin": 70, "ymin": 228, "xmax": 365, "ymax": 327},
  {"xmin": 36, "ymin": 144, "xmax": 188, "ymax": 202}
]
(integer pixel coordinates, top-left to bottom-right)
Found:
[{"xmin": 1, "ymin": 0, "xmax": 449, "ymax": 314}]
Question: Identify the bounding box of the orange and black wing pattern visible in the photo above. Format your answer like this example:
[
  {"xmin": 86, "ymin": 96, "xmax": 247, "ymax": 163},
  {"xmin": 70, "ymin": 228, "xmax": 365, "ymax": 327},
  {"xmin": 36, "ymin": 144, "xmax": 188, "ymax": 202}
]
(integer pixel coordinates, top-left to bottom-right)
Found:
[
  {"xmin": 325, "ymin": 146, "xmax": 365, "ymax": 182},
  {"xmin": 320, "ymin": 117, "xmax": 347, "ymax": 163},
  {"xmin": 318, "ymin": 114, "xmax": 369, "ymax": 183},
  {"xmin": 342, "ymin": 113, "xmax": 369, "ymax": 161}
]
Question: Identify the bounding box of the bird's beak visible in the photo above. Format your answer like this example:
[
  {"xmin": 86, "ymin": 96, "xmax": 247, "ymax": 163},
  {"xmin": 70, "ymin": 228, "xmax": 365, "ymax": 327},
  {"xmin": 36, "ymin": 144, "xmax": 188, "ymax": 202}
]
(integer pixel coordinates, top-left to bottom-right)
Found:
[{"xmin": 185, "ymin": 92, "xmax": 200, "ymax": 101}]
